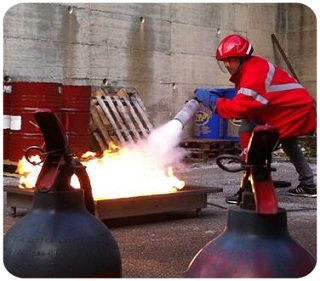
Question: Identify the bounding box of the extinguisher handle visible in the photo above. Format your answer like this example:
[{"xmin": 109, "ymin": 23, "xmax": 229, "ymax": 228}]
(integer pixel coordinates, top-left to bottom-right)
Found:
[
  {"xmin": 33, "ymin": 109, "xmax": 69, "ymax": 192},
  {"xmin": 33, "ymin": 109, "xmax": 95, "ymax": 215},
  {"xmin": 246, "ymin": 125, "xmax": 280, "ymax": 215},
  {"xmin": 34, "ymin": 108, "xmax": 68, "ymax": 154}
]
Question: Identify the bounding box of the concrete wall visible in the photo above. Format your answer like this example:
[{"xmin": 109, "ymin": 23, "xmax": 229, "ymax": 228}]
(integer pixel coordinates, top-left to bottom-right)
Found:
[
  {"xmin": 274, "ymin": 3, "xmax": 317, "ymax": 102},
  {"xmin": 3, "ymin": 3, "xmax": 317, "ymax": 136}
]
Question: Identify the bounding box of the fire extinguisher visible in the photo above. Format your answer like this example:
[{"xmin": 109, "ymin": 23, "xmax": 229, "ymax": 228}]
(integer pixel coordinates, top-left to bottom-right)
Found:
[{"xmin": 3, "ymin": 109, "xmax": 122, "ymax": 278}]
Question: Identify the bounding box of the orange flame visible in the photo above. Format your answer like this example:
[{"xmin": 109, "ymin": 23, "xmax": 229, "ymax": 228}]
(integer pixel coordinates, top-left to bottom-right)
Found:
[
  {"xmin": 16, "ymin": 156, "xmax": 42, "ymax": 189},
  {"xmin": 16, "ymin": 144, "xmax": 185, "ymax": 200}
]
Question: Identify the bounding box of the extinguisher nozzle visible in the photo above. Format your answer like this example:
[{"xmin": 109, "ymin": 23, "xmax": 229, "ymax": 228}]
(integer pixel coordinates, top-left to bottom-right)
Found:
[{"xmin": 173, "ymin": 99, "xmax": 200, "ymax": 128}]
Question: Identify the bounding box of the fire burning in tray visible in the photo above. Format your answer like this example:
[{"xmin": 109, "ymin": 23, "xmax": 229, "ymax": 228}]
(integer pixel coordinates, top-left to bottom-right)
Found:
[{"xmin": 16, "ymin": 121, "xmax": 187, "ymax": 200}]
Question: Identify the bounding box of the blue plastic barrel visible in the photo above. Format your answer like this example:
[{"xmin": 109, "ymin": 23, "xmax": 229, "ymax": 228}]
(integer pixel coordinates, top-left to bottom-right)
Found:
[
  {"xmin": 194, "ymin": 103, "xmax": 222, "ymax": 139},
  {"xmin": 213, "ymin": 88, "xmax": 242, "ymax": 141},
  {"xmin": 224, "ymin": 118, "xmax": 242, "ymax": 141},
  {"xmin": 193, "ymin": 88, "xmax": 231, "ymax": 139},
  {"xmin": 193, "ymin": 88, "xmax": 242, "ymax": 141}
]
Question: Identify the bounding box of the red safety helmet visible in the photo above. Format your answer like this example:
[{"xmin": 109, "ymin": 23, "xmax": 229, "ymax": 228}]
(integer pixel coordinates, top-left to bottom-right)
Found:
[{"xmin": 216, "ymin": 34, "xmax": 253, "ymax": 60}]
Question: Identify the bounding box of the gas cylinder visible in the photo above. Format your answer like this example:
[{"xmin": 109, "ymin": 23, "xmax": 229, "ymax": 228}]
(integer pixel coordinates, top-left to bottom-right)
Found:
[
  {"xmin": 185, "ymin": 208, "xmax": 316, "ymax": 278},
  {"xmin": 185, "ymin": 125, "xmax": 316, "ymax": 278},
  {"xmin": 3, "ymin": 109, "xmax": 122, "ymax": 278}
]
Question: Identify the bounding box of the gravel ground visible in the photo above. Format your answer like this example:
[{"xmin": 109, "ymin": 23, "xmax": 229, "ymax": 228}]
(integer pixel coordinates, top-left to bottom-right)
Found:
[{"xmin": 2, "ymin": 159, "xmax": 317, "ymax": 278}]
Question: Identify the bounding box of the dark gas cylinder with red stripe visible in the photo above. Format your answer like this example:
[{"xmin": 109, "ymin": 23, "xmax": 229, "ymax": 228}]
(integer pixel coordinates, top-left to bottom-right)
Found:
[
  {"xmin": 185, "ymin": 208, "xmax": 316, "ymax": 278},
  {"xmin": 3, "ymin": 109, "xmax": 122, "ymax": 278},
  {"xmin": 185, "ymin": 126, "xmax": 316, "ymax": 278}
]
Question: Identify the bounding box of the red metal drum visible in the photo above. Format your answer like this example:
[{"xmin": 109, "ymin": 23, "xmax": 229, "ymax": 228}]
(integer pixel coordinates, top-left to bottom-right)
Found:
[
  {"xmin": 61, "ymin": 85, "xmax": 91, "ymax": 156},
  {"xmin": 9, "ymin": 82, "xmax": 62, "ymax": 162},
  {"xmin": 3, "ymin": 82, "xmax": 12, "ymax": 160}
]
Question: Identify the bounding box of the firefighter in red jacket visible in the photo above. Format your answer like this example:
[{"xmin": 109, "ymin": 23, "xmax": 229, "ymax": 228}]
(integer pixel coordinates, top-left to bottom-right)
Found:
[{"xmin": 194, "ymin": 34, "xmax": 316, "ymax": 199}]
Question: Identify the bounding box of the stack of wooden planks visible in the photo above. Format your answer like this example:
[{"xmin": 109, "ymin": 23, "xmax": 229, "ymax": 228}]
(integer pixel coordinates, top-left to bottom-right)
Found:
[{"xmin": 90, "ymin": 86, "xmax": 154, "ymax": 152}]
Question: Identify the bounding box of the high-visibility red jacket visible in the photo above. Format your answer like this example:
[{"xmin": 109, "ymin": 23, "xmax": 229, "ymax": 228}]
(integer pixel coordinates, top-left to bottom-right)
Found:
[{"xmin": 216, "ymin": 56, "xmax": 316, "ymax": 140}]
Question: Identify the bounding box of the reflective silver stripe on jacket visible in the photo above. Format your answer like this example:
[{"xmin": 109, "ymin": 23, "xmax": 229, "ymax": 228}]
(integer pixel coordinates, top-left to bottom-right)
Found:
[
  {"xmin": 266, "ymin": 62, "xmax": 304, "ymax": 92},
  {"xmin": 237, "ymin": 88, "xmax": 269, "ymax": 105},
  {"xmin": 237, "ymin": 61, "xmax": 304, "ymax": 105}
]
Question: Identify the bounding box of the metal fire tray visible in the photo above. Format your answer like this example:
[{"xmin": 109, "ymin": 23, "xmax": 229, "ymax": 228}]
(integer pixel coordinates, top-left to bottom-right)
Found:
[
  {"xmin": 4, "ymin": 185, "xmax": 222, "ymax": 220},
  {"xmin": 95, "ymin": 185, "xmax": 220, "ymax": 220},
  {"xmin": 4, "ymin": 186, "xmax": 34, "ymax": 214}
]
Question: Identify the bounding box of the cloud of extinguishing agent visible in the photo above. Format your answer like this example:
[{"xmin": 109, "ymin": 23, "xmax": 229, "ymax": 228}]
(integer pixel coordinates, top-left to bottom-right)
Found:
[{"xmin": 135, "ymin": 119, "xmax": 188, "ymax": 169}]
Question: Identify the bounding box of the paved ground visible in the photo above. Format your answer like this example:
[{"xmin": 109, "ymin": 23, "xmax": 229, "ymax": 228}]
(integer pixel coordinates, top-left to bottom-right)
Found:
[{"xmin": 2, "ymin": 159, "xmax": 317, "ymax": 278}]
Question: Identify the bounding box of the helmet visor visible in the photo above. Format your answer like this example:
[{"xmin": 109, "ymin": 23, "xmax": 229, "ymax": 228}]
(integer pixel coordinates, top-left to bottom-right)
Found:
[{"xmin": 216, "ymin": 59, "xmax": 228, "ymax": 73}]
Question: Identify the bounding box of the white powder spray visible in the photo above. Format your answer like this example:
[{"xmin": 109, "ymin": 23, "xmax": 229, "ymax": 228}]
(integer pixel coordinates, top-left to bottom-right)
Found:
[
  {"xmin": 126, "ymin": 119, "xmax": 188, "ymax": 169},
  {"xmin": 124, "ymin": 99, "xmax": 199, "ymax": 169}
]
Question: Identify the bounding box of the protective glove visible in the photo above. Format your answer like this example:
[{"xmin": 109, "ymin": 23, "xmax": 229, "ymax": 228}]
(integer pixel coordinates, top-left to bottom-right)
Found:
[{"xmin": 194, "ymin": 89, "xmax": 219, "ymax": 112}]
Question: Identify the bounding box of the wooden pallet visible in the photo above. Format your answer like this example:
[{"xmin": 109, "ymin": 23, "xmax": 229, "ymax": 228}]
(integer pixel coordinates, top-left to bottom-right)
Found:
[
  {"xmin": 90, "ymin": 87, "xmax": 154, "ymax": 152},
  {"xmin": 179, "ymin": 138, "xmax": 240, "ymax": 162}
]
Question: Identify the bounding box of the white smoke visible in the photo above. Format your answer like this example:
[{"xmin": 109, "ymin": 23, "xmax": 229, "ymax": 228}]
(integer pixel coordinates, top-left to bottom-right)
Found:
[{"xmin": 126, "ymin": 119, "xmax": 188, "ymax": 169}]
